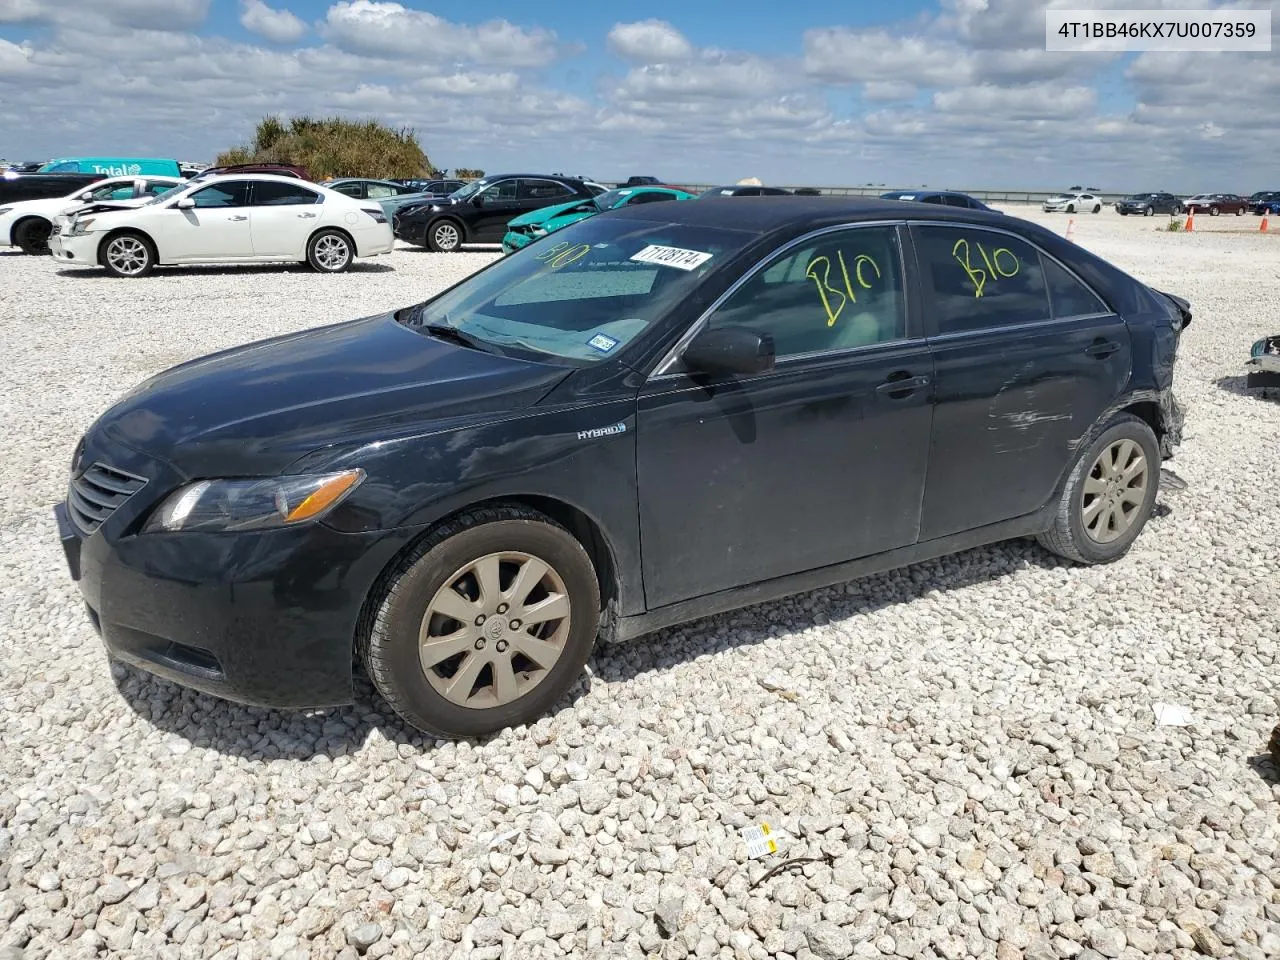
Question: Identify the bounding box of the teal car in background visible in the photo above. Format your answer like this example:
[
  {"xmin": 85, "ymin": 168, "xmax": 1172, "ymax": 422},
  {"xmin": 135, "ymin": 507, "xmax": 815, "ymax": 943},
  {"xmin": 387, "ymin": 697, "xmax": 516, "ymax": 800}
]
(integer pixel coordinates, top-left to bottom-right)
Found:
[{"xmin": 502, "ymin": 186, "xmax": 695, "ymax": 253}]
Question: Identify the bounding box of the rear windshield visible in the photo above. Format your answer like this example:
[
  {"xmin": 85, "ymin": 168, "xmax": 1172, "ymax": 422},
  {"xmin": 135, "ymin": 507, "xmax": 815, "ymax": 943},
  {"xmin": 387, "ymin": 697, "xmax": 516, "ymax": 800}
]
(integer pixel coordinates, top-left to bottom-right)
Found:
[{"xmin": 399, "ymin": 217, "xmax": 755, "ymax": 364}]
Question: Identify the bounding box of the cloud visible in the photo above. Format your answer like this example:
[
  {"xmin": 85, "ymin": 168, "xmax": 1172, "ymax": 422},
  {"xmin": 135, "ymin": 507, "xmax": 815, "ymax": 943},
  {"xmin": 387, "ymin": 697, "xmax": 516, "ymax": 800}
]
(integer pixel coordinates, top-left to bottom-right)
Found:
[
  {"xmin": 803, "ymin": 28, "xmax": 974, "ymax": 89},
  {"xmin": 607, "ymin": 20, "xmax": 695, "ymax": 63},
  {"xmin": 320, "ymin": 1, "xmax": 560, "ymax": 67},
  {"xmin": 0, "ymin": 37, "xmax": 33, "ymax": 75},
  {"xmin": 240, "ymin": 0, "xmax": 307, "ymax": 45},
  {"xmin": 0, "ymin": 0, "xmax": 44, "ymax": 22}
]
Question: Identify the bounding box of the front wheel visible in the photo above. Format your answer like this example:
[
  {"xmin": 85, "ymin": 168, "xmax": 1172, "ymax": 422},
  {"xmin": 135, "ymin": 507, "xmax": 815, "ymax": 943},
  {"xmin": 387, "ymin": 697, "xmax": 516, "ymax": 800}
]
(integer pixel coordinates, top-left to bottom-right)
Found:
[
  {"xmin": 1066, "ymin": 204, "xmax": 1076, "ymax": 214},
  {"xmin": 1209, "ymin": 206, "xmax": 1220, "ymax": 216},
  {"xmin": 427, "ymin": 220, "xmax": 462, "ymax": 252},
  {"xmin": 361, "ymin": 505, "xmax": 601, "ymax": 738},
  {"xmin": 100, "ymin": 231, "xmax": 156, "ymax": 277},
  {"xmin": 14, "ymin": 217, "xmax": 52, "ymax": 255},
  {"xmin": 1037, "ymin": 413, "xmax": 1160, "ymax": 565},
  {"xmin": 307, "ymin": 230, "xmax": 353, "ymax": 273},
  {"xmin": 1144, "ymin": 207, "xmax": 1154, "ymax": 217},
  {"xmin": 1235, "ymin": 208, "xmax": 1243, "ymax": 216}
]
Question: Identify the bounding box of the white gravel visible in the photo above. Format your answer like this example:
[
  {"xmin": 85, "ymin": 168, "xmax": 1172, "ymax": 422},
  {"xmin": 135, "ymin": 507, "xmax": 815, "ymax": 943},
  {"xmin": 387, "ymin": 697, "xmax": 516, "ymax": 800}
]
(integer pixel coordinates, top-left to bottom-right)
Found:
[{"xmin": 1, "ymin": 221, "xmax": 1278, "ymax": 960}]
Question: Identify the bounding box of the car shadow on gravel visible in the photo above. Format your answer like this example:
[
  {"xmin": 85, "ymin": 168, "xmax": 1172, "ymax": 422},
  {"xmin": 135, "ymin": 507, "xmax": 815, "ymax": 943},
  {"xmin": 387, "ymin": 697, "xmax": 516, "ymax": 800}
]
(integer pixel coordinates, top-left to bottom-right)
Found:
[
  {"xmin": 109, "ymin": 532, "xmax": 1132, "ymax": 757},
  {"xmin": 1214, "ymin": 375, "xmax": 1278, "ymax": 400},
  {"xmin": 54, "ymin": 263, "xmax": 395, "ymax": 279}
]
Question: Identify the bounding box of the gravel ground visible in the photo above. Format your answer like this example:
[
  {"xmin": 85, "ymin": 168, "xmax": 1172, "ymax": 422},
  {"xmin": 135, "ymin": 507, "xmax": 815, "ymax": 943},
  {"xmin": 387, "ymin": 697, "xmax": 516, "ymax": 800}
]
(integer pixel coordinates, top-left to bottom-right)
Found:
[{"xmin": 1, "ymin": 214, "xmax": 1277, "ymax": 960}]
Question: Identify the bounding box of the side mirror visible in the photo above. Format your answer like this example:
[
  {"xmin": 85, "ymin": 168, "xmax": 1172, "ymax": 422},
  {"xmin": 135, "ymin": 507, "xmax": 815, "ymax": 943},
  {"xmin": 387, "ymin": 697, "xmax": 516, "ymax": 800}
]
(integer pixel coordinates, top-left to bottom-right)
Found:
[
  {"xmin": 176, "ymin": 197, "xmax": 196, "ymax": 209},
  {"xmin": 79, "ymin": 191, "xmax": 94, "ymax": 200},
  {"xmin": 682, "ymin": 326, "xmax": 775, "ymax": 377}
]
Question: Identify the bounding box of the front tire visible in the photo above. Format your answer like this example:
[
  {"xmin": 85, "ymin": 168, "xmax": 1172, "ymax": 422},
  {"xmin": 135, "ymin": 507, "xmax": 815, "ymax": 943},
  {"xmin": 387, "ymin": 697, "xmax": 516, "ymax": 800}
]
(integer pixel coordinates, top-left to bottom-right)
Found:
[
  {"xmin": 426, "ymin": 220, "xmax": 462, "ymax": 252},
  {"xmin": 361, "ymin": 505, "xmax": 601, "ymax": 739},
  {"xmin": 14, "ymin": 217, "xmax": 52, "ymax": 255},
  {"xmin": 307, "ymin": 229, "xmax": 353, "ymax": 273},
  {"xmin": 1066, "ymin": 204, "xmax": 1076, "ymax": 214},
  {"xmin": 1037, "ymin": 413, "xmax": 1160, "ymax": 565},
  {"xmin": 1209, "ymin": 206, "xmax": 1220, "ymax": 216},
  {"xmin": 1144, "ymin": 207, "xmax": 1154, "ymax": 217},
  {"xmin": 99, "ymin": 231, "xmax": 155, "ymax": 278}
]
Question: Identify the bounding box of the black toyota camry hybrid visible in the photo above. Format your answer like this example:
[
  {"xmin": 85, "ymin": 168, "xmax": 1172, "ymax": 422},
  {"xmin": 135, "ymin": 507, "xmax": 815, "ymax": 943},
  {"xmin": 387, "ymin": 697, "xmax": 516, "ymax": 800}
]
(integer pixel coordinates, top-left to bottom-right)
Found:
[{"xmin": 55, "ymin": 198, "xmax": 1191, "ymax": 738}]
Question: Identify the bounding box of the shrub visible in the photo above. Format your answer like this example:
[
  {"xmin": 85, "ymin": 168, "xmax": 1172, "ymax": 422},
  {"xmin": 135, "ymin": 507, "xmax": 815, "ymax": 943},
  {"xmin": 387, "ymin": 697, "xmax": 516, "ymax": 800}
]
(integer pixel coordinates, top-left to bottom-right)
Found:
[{"xmin": 216, "ymin": 115, "xmax": 432, "ymax": 180}]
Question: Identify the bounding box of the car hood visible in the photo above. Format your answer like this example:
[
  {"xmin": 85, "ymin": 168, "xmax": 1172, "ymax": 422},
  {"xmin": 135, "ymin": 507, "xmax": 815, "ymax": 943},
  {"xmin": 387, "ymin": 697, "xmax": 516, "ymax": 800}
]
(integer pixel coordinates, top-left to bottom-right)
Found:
[
  {"xmin": 509, "ymin": 198, "xmax": 598, "ymax": 228},
  {"xmin": 92, "ymin": 312, "xmax": 573, "ymax": 477}
]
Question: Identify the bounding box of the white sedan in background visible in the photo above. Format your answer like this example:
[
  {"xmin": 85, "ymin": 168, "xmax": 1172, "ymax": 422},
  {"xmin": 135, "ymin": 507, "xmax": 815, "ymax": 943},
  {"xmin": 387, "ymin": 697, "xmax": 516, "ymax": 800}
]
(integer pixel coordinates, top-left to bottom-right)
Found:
[
  {"xmin": 49, "ymin": 174, "xmax": 395, "ymax": 277},
  {"xmin": 1042, "ymin": 192, "xmax": 1104, "ymax": 214},
  {"xmin": 0, "ymin": 175, "xmax": 182, "ymax": 254}
]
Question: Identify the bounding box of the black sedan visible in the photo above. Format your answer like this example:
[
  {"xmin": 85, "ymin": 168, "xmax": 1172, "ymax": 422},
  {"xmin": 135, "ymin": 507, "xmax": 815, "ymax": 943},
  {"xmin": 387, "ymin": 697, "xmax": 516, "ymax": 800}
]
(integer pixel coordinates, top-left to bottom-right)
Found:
[
  {"xmin": 880, "ymin": 190, "xmax": 996, "ymax": 212},
  {"xmin": 1114, "ymin": 193, "xmax": 1181, "ymax": 216},
  {"xmin": 394, "ymin": 174, "xmax": 599, "ymax": 251},
  {"xmin": 57, "ymin": 198, "xmax": 1191, "ymax": 738}
]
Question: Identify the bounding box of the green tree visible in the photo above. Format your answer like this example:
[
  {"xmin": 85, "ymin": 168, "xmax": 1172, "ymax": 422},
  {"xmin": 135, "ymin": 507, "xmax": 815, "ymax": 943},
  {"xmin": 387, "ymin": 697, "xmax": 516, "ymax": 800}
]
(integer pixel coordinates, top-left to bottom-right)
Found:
[
  {"xmin": 216, "ymin": 115, "xmax": 432, "ymax": 180},
  {"xmin": 454, "ymin": 168, "xmax": 485, "ymax": 179}
]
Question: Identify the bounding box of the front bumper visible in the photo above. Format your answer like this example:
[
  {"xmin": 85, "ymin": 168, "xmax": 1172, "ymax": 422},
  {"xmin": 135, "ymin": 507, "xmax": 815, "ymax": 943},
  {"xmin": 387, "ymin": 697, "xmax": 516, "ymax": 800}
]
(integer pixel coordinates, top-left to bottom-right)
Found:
[
  {"xmin": 1042, "ymin": 203, "xmax": 1069, "ymax": 212},
  {"xmin": 392, "ymin": 216, "xmax": 428, "ymax": 245},
  {"xmin": 53, "ymin": 440, "xmax": 422, "ymax": 709},
  {"xmin": 49, "ymin": 231, "xmax": 100, "ymax": 266},
  {"xmin": 501, "ymin": 230, "xmax": 536, "ymax": 254}
]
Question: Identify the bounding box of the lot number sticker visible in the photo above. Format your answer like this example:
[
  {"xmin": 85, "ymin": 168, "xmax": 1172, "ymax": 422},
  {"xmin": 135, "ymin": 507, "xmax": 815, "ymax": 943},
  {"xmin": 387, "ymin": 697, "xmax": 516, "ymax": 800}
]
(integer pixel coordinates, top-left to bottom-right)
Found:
[
  {"xmin": 630, "ymin": 244, "xmax": 714, "ymax": 271},
  {"xmin": 587, "ymin": 333, "xmax": 619, "ymax": 353}
]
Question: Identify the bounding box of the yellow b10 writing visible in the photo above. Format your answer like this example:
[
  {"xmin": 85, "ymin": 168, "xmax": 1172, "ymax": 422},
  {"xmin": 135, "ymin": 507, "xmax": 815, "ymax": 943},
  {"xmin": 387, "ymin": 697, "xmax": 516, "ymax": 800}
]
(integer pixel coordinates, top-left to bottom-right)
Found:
[
  {"xmin": 952, "ymin": 238, "xmax": 1019, "ymax": 299},
  {"xmin": 533, "ymin": 241, "xmax": 591, "ymax": 269},
  {"xmin": 805, "ymin": 251, "xmax": 882, "ymax": 327}
]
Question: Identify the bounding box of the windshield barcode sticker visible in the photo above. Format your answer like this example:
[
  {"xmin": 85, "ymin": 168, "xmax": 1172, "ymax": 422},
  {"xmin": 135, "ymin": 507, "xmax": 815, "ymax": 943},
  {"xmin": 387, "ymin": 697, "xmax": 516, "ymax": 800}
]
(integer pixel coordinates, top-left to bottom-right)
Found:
[
  {"xmin": 630, "ymin": 244, "xmax": 713, "ymax": 271},
  {"xmin": 587, "ymin": 333, "xmax": 619, "ymax": 353},
  {"xmin": 740, "ymin": 823, "xmax": 779, "ymax": 859}
]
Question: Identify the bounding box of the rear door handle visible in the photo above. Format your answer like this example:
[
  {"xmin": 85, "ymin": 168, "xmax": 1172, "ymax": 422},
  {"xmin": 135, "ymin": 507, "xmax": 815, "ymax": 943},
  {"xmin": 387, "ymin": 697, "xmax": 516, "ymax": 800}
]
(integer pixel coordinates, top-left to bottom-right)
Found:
[
  {"xmin": 876, "ymin": 373, "xmax": 931, "ymax": 397},
  {"xmin": 1085, "ymin": 339, "xmax": 1120, "ymax": 358},
  {"xmin": 228, "ymin": 215, "xmax": 248, "ymax": 222},
  {"xmin": 298, "ymin": 212, "xmax": 318, "ymax": 219}
]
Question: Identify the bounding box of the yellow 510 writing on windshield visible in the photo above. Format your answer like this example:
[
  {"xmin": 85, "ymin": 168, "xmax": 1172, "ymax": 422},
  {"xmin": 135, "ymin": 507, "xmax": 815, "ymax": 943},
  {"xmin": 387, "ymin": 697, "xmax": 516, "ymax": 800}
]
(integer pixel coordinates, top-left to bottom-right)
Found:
[
  {"xmin": 952, "ymin": 238, "xmax": 1019, "ymax": 298},
  {"xmin": 533, "ymin": 241, "xmax": 591, "ymax": 269},
  {"xmin": 806, "ymin": 251, "xmax": 882, "ymax": 327}
]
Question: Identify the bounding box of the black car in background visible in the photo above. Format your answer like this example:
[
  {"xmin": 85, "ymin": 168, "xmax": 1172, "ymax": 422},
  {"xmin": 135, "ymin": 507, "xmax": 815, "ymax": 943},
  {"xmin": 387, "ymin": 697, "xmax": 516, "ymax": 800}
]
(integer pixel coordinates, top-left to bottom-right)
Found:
[
  {"xmin": 1114, "ymin": 193, "xmax": 1181, "ymax": 216},
  {"xmin": 393, "ymin": 174, "xmax": 600, "ymax": 251},
  {"xmin": 698, "ymin": 185, "xmax": 792, "ymax": 197},
  {"xmin": 57, "ymin": 197, "xmax": 1190, "ymax": 738},
  {"xmin": 880, "ymin": 190, "xmax": 996, "ymax": 211},
  {"xmin": 393, "ymin": 178, "xmax": 467, "ymax": 196},
  {"xmin": 0, "ymin": 172, "xmax": 106, "ymax": 204},
  {"xmin": 624, "ymin": 175, "xmax": 661, "ymax": 186}
]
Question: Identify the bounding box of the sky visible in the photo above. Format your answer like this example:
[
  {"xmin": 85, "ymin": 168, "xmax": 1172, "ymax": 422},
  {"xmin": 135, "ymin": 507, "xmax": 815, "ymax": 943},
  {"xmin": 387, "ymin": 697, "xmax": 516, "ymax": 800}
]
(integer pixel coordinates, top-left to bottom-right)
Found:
[{"xmin": 1, "ymin": 0, "xmax": 1278, "ymax": 191}]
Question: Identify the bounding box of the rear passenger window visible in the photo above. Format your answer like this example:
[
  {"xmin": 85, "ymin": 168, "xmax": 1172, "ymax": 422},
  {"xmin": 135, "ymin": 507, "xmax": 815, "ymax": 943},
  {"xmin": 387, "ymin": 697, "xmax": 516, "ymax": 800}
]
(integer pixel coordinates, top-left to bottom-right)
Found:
[
  {"xmin": 1041, "ymin": 257, "xmax": 1107, "ymax": 318},
  {"xmin": 253, "ymin": 182, "xmax": 322, "ymax": 206},
  {"xmin": 915, "ymin": 226, "xmax": 1050, "ymax": 334}
]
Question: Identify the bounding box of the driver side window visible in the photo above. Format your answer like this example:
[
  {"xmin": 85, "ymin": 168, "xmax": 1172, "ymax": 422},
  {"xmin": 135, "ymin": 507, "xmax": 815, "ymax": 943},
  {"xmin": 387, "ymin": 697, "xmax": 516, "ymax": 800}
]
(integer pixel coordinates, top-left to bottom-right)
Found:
[
  {"xmin": 188, "ymin": 181, "xmax": 251, "ymax": 208},
  {"xmin": 706, "ymin": 226, "xmax": 908, "ymax": 359}
]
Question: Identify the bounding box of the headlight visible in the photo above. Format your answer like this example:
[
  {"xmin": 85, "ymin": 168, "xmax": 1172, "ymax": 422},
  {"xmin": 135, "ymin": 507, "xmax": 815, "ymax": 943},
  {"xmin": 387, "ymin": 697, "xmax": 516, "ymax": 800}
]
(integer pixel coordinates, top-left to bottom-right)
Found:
[
  {"xmin": 529, "ymin": 226, "xmax": 547, "ymax": 236},
  {"xmin": 143, "ymin": 469, "xmax": 364, "ymax": 533},
  {"xmin": 69, "ymin": 218, "xmax": 96, "ymax": 236}
]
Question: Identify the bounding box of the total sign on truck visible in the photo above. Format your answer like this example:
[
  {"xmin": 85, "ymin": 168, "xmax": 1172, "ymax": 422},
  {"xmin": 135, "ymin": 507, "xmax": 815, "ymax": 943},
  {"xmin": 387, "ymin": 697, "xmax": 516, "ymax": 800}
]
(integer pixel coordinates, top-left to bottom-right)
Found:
[{"xmin": 38, "ymin": 157, "xmax": 182, "ymax": 178}]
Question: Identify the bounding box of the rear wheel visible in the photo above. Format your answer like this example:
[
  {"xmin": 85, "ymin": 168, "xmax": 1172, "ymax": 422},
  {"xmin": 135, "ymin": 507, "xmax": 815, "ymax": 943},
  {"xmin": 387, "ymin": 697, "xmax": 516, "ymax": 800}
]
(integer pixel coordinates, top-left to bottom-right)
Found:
[
  {"xmin": 100, "ymin": 231, "xmax": 155, "ymax": 277},
  {"xmin": 1037, "ymin": 413, "xmax": 1160, "ymax": 565},
  {"xmin": 1092, "ymin": 204, "xmax": 1101, "ymax": 213},
  {"xmin": 361, "ymin": 505, "xmax": 601, "ymax": 738},
  {"xmin": 14, "ymin": 217, "xmax": 52, "ymax": 255},
  {"xmin": 426, "ymin": 220, "xmax": 462, "ymax": 252},
  {"xmin": 307, "ymin": 229, "xmax": 353, "ymax": 273}
]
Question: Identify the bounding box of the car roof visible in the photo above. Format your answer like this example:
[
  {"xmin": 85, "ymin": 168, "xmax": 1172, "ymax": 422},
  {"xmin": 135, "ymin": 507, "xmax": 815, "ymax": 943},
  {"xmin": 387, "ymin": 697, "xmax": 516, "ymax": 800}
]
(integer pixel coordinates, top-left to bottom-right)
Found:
[
  {"xmin": 604, "ymin": 195, "xmax": 1010, "ymax": 235},
  {"xmin": 478, "ymin": 173, "xmax": 584, "ymax": 182},
  {"xmin": 192, "ymin": 173, "xmax": 325, "ymax": 186}
]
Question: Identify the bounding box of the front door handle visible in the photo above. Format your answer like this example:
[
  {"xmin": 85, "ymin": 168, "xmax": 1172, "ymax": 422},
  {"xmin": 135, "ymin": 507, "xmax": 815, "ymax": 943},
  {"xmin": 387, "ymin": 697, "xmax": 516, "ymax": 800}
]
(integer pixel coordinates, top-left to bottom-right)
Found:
[
  {"xmin": 297, "ymin": 212, "xmax": 318, "ymax": 219},
  {"xmin": 876, "ymin": 372, "xmax": 931, "ymax": 398},
  {"xmin": 228, "ymin": 215, "xmax": 248, "ymax": 222},
  {"xmin": 1085, "ymin": 338, "xmax": 1120, "ymax": 358}
]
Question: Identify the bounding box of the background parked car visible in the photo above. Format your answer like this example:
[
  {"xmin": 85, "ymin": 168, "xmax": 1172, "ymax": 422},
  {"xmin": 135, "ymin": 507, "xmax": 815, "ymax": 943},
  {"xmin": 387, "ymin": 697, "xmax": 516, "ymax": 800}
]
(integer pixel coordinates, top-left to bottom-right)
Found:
[
  {"xmin": 1, "ymin": 175, "xmax": 181, "ymax": 254},
  {"xmin": 502, "ymin": 185, "xmax": 695, "ymax": 253},
  {"xmin": 624, "ymin": 175, "xmax": 661, "ymax": 186},
  {"xmin": 1248, "ymin": 191, "xmax": 1280, "ymax": 214},
  {"xmin": 390, "ymin": 178, "xmax": 467, "ymax": 196},
  {"xmin": 38, "ymin": 157, "xmax": 181, "ymax": 177},
  {"xmin": 323, "ymin": 178, "xmax": 430, "ymax": 219},
  {"xmin": 880, "ymin": 190, "xmax": 996, "ymax": 211},
  {"xmin": 0, "ymin": 171, "xmax": 107, "ymax": 205},
  {"xmin": 1183, "ymin": 193, "xmax": 1246, "ymax": 215},
  {"xmin": 1113, "ymin": 193, "xmax": 1182, "ymax": 216},
  {"xmin": 49, "ymin": 174, "xmax": 392, "ymax": 277},
  {"xmin": 698, "ymin": 185, "xmax": 792, "ymax": 197},
  {"xmin": 1043, "ymin": 192, "xmax": 1103, "ymax": 213},
  {"xmin": 393, "ymin": 174, "xmax": 599, "ymax": 251}
]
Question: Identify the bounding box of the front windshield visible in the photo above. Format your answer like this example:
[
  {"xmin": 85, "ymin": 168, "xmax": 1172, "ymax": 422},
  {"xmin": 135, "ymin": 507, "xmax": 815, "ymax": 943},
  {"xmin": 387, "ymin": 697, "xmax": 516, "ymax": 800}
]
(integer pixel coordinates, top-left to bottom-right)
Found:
[
  {"xmin": 592, "ymin": 188, "xmax": 632, "ymax": 210},
  {"xmin": 399, "ymin": 216, "xmax": 754, "ymax": 364},
  {"xmin": 449, "ymin": 179, "xmax": 488, "ymax": 202}
]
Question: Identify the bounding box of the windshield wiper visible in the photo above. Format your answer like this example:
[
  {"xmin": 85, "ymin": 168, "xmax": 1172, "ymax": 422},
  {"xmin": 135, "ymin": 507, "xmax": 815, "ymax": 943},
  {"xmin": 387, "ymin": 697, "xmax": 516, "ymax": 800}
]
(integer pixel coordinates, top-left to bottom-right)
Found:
[{"xmin": 421, "ymin": 321, "xmax": 497, "ymax": 354}]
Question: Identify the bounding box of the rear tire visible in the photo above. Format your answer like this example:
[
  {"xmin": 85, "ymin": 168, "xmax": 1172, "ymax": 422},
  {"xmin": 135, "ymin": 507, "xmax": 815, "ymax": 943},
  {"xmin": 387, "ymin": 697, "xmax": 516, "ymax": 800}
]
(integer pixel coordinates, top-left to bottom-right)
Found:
[
  {"xmin": 307, "ymin": 229, "xmax": 353, "ymax": 273},
  {"xmin": 360, "ymin": 505, "xmax": 601, "ymax": 739},
  {"xmin": 1037, "ymin": 413, "xmax": 1160, "ymax": 565},
  {"xmin": 99, "ymin": 231, "xmax": 156, "ymax": 277},
  {"xmin": 14, "ymin": 217, "xmax": 52, "ymax": 255}
]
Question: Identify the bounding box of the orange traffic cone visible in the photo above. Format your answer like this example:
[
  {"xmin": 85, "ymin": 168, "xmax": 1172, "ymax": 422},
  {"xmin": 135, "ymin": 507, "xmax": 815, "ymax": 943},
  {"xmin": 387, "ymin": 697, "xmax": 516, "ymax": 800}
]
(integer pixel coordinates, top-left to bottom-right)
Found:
[
  {"xmin": 1065, "ymin": 218, "xmax": 1076, "ymax": 241},
  {"xmin": 1184, "ymin": 209, "xmax": 1194, "ymax": 231},
  {"xmin": 1261, "ymin": 211, "xmax": 1270, "ymax": 232}
]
